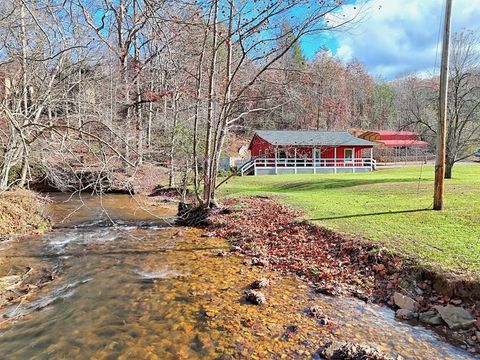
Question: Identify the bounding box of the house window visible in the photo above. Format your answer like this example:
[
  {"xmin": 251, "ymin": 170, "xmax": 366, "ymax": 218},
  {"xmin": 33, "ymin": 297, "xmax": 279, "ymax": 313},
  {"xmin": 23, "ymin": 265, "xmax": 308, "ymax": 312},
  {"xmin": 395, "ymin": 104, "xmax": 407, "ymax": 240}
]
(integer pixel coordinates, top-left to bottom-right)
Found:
[
  {"xmin": 344, "ymin": 149, "xmax": 353, "ymax": 161},
  {"xmin": 258, "ymin": 149, "xmax": 262, "ymax": 157},
  {"xmin": 277, "ymin": 149, "xmax": 287, "ymax": 158},
  {"xmin": 265, "ymin": 149, "xmax": 269, "ymax": 158}
]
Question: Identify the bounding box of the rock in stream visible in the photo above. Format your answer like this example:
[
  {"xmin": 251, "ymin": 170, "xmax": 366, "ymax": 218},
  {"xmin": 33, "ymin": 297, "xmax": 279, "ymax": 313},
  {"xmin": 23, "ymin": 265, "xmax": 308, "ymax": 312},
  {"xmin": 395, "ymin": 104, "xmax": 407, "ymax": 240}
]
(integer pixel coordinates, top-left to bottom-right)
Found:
[
  {"xmin": 316, "ymin": 340, "xmax": 395, "ymax": 360},
  {"xmin": 245, "ymin": 289, "xmax": 266, "ymax": 305},
  {"xmin": 435, "ymin": 306, "xmax": 476, "ymax": 330},
  {"xmin": 250, "ymin": 278, "xmax": 269, "ymax": 289},
  {"xmin": 393, "ymin": 292, "xmax": 419, "ymax": 312},
  {"xmin": 419, "ymin": 310, "xmax": 444, "ymax": 326}
]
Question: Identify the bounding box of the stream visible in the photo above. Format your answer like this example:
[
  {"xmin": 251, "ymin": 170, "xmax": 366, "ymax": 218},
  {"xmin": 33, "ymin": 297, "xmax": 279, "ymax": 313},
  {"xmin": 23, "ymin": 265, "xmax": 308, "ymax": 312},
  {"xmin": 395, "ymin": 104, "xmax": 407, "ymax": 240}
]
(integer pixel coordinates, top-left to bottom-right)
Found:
[{"xmin": 0, "ymin": 194, "xmax": 475, "ymax": 359}]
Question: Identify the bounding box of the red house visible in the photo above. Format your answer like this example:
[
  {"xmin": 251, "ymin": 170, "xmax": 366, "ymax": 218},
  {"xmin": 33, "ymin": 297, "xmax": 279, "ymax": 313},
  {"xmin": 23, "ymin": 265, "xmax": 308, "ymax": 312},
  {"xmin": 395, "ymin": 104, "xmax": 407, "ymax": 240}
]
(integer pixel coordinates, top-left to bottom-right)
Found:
[{"xmin": 240, "ymin": 130, "xmax": 376, "ymax": 176}]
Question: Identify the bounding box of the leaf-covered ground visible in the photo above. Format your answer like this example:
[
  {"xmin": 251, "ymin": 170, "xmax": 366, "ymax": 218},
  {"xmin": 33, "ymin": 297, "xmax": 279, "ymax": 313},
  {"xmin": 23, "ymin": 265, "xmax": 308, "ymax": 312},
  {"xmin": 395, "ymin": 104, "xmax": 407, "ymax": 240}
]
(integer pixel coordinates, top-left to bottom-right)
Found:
[
  {"xmin": 209, "ymin": 196, "xmax": 405, "ymax": 302},
  {"xmin": 219, "ymin": 165, "xmax": 480, "ymax": 277}
]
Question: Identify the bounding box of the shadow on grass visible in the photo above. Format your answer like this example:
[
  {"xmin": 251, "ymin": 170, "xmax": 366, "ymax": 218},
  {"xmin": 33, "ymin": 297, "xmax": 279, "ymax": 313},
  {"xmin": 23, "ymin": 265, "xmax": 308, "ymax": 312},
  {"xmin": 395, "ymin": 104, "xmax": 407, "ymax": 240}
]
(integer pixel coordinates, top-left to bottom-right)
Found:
[
  {"xmin": 274, "ymin": 177, "xmax": 425, "ymax": 192},
  {"xmin": 309, "ymin": 208, "xmax": 431, "ymax": 221}
]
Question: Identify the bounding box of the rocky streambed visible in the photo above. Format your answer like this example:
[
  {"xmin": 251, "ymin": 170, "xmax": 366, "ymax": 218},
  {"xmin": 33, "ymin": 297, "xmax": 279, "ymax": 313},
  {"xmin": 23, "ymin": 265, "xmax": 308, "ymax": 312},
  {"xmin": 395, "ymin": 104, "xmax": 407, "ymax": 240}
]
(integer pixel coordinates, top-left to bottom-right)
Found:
[
  {"xmin": 0, "ymin": 194, "xmax": 476, "ymax": 359},
  {"xmin": 207, "ymin": 196, "xmax": 480, "ymax": 356}
]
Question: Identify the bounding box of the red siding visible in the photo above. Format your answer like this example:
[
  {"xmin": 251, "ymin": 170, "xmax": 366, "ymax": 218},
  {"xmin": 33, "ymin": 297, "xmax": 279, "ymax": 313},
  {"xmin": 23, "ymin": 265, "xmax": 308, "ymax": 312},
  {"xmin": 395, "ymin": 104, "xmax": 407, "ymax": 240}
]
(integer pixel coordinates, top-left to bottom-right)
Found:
[{"xmin": 250, "ymin": 134, "xmax": 275, "ymax": 157}]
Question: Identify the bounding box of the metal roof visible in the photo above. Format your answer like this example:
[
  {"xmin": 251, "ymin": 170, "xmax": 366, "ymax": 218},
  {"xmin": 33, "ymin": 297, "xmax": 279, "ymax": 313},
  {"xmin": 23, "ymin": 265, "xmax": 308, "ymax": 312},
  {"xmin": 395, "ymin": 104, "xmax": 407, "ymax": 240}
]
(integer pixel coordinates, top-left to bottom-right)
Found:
[
  {"xmin": 379, "ymin": 139, "xmax": 429, "ymax": 148},
  {"xmin": 372, "ymin": 131, "xmax": 418, "ymax": 136},
  {"xmin": 254, "ymin": 130, "xmax": 376, "ymax": 147}
]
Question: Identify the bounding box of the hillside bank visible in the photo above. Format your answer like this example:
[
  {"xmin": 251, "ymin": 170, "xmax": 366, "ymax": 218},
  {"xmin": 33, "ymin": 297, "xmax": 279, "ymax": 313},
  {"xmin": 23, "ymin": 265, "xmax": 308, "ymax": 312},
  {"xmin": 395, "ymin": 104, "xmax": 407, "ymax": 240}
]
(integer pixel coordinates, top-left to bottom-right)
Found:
[{"xmin": 0, "ymin": 189, "xmax": 51, "ymax": 237}]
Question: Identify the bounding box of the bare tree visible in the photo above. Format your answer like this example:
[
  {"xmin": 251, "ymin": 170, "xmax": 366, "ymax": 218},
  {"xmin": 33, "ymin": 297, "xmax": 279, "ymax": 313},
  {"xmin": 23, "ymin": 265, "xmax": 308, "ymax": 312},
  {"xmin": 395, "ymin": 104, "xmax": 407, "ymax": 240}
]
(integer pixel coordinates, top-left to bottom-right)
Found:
[
  {"xmin": 0, "ymin": 0, "xmax": 84, "ymax": 189},
  {"xmin": 197, "ymin": 0, "xmax": 366, "ymax": 208},
  {"xmin": 0, "ymin": 0, "xmax": 371, "ymax": 198},
  {"xmin": 445, "ymin": 30, "xmax": 480, "ymax": 178},
  {"xmin": 397, "ymin": 30, "xmax": 480, "ymax": 178}
]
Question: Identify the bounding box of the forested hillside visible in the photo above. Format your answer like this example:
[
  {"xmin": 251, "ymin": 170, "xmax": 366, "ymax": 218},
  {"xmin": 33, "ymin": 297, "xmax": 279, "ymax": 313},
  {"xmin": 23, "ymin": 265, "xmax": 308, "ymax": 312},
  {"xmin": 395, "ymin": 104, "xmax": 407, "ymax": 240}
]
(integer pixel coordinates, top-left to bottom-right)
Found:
[{"xmin": 1, "ymin": 1, "xmax": 479, "ymax": 202}]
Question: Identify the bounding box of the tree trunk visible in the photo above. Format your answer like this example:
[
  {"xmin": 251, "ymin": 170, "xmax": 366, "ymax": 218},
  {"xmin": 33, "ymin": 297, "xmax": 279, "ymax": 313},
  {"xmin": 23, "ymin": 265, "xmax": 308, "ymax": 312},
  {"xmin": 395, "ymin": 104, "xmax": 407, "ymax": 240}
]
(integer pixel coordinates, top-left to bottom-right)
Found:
[
  {"xmin": 209, "ymin": 125, "xmax": 228, "ymax": 207},
  {"xmin": 0, "ymin": 137, "xmax": 21, "ymax": 190},
  {"xmin": 192, "ymin": 17, "xmax": 209, "ymax": 203},
  {"xmin": 136, "ymin": 98, "xmax": 143, "ymax": 166},
  {"xmin": 0, "ymin": 159, "xmax": 12, "ymax": 191},
  {"xmin": 133, "ymin": 6, "xmax": 143, "ymax": 167},
  {"xmin": 146, "ymin": 80, "xmax": 154, "ymax": 154},
  {"xmin": 445, "ymin": 156, "xmax": 455, "ymax": 179},
  {"xmin": 203, "ymin": 0, "xmax": 219, "ymax": 207},
  {"xmin": 20, "ymin": 2, "xmax": 28, "ymax": 115},
  {"xmin": 168, "ymin": 93, "xmax": 179, "ymax": 188},
  {"xmin": 316, "ymin": 107, "xmax": 321, "ymax": 130},
  {"xmin": 206, "ymin": 0, "xmax": 233, "ymax": 208},
  {"xmin": 18, "ymin": 156, "xmax": 29, "ymax": 188}
]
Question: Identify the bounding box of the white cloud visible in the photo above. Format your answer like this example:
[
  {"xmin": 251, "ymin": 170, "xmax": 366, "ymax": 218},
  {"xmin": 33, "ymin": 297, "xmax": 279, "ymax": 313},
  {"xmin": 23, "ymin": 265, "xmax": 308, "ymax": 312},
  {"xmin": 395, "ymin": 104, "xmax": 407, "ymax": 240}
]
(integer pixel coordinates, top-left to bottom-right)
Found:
[
  {"xmin": 332, "ymin": 0, "xmax": 480, "ymax": 79},
  {"xmin": 336, "ymin": 43, "xmax": 353, "ymax": 60}
]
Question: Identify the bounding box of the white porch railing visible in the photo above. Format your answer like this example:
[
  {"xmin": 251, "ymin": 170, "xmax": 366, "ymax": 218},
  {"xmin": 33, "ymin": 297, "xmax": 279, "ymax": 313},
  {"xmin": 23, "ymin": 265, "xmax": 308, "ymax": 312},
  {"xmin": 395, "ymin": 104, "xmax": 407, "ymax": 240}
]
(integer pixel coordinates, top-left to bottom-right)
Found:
[{"xmin": 239, "ymin": 157, "xmax": 376, "ymax": 176}]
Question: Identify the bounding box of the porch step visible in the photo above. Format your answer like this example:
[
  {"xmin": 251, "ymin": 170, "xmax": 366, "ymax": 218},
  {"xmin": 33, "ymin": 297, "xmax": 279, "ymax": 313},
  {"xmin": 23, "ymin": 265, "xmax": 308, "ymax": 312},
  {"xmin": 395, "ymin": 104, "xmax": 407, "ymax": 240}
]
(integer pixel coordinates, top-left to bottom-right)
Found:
[{"xmin": 239, "ymin": 159, "xmax": 255, "ymax": 176}]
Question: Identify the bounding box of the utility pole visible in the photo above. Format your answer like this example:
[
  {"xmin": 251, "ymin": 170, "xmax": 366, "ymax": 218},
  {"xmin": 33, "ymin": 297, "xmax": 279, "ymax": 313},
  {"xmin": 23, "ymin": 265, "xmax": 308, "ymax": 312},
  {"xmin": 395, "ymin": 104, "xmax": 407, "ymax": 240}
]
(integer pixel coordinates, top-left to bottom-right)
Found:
[{"xmin": 433, "ymin": 0, "xmax": 453, "ymax": 211}]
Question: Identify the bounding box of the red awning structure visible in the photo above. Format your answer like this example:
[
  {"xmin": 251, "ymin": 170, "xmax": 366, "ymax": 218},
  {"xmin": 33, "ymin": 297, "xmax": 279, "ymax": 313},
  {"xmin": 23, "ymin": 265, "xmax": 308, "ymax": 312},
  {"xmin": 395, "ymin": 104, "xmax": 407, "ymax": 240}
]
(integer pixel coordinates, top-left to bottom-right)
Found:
[{"xmin": 359, "ymin": 131, "xmax": 429, "ymax": 148}]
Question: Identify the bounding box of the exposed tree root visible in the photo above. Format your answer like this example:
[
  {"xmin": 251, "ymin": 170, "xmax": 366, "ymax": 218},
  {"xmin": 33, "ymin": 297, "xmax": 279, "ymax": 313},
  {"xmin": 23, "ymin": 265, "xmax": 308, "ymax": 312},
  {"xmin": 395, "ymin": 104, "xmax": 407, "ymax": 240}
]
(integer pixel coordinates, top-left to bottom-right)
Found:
[{"xmin": 176, "ymin": 202, "xmax": 231, "ymax": 227}]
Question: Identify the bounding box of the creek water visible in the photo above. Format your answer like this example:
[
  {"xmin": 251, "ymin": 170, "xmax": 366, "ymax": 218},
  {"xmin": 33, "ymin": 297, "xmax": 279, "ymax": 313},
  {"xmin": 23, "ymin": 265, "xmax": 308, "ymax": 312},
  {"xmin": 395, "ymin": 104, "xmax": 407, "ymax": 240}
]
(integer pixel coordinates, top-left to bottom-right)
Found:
[{"xmin": 0, "ymin": 194, "xmax": 475, "ymax": 359}]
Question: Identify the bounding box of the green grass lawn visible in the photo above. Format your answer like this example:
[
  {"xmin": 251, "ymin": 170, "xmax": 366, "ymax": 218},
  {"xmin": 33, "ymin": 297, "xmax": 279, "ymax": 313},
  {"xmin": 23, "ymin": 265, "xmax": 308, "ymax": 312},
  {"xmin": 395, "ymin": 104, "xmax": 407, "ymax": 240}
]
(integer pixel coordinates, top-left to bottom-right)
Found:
[{"xmin": 219, "ymin": 164, "xmax": 480, "ymax": 278}]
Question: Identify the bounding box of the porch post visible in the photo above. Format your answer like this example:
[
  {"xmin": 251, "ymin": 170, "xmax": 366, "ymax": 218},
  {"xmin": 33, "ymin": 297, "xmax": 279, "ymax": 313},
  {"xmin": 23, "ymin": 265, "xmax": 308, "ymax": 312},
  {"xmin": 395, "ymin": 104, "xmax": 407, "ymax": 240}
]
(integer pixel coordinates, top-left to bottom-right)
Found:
[
  {"xmin": 294, "ymin": 147, "xmax": 297, "ymax": 174},
  {"xmin": 352, "ymin": 147, "xmax": 356, "ymax": 173},
  {"xmin": 275, "ymin": 146, "xmax": 278, "ymax": 175},
  {"xmin": 334, "ymin": 147, "xmax": 337, "ymax": 174},
  {"xmin": 370, "ymin": 147, "xmax": 373, "ymax": 171}
]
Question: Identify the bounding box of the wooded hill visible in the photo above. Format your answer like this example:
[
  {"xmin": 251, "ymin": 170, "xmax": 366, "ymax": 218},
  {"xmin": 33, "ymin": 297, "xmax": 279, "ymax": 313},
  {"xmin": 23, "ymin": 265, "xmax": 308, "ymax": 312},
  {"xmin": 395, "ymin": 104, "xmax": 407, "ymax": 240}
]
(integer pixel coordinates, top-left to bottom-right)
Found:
[{"xmin": 1, "ymin": 1, "xmax": 479, "ymax": 203}]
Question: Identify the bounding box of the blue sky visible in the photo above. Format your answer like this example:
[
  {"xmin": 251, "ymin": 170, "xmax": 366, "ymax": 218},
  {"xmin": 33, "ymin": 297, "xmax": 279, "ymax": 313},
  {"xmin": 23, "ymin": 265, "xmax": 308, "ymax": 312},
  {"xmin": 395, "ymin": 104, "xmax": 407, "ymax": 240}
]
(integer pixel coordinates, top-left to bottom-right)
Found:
[{"xmin": 301, "ymin": 0, "xmax": 480, "ymax": 79}]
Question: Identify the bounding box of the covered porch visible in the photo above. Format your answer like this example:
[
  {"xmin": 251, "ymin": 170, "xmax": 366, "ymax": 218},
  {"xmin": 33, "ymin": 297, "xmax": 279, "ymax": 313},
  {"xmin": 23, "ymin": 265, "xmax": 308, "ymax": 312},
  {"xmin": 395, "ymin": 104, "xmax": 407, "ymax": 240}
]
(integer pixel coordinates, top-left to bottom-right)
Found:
[{"xmin": 240, "ymin": 145, "xmax": 375, "ymax": 176}]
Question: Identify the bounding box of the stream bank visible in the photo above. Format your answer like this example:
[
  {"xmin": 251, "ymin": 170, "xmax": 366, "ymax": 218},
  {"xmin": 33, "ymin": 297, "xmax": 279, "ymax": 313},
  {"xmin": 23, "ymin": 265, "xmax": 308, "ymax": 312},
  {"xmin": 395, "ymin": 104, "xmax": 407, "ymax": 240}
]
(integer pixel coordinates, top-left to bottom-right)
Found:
[
  {"xmin": 0, "ymin": 189, "xmax": 51, "ymax": 237},
  {"xmin": 207, "ymin": 196, "xmax": 480, "ymax": 355},
  {"xmin": 0, "ymin": 189, "xmax": 52, "ymax": 309}
]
